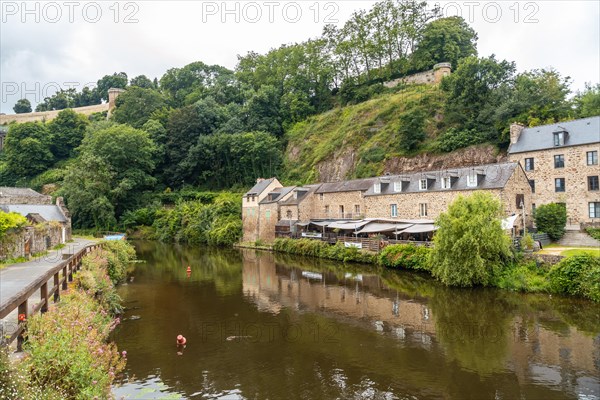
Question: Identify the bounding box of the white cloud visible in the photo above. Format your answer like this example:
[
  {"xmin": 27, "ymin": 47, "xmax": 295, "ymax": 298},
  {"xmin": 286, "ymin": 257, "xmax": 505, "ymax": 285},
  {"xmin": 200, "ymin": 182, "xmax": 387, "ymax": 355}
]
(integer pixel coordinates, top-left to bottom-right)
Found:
[{"xmin": 1, "ymin": 0, "xmax": 598, "ymax": 113}]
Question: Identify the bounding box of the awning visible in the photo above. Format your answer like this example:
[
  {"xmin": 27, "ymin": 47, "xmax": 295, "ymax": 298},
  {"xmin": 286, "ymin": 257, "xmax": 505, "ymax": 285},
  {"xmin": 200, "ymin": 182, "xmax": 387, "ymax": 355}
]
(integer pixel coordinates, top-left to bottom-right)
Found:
[
  {"xmin": 328, "ymin": 220, "xmax": 370, "ymax": 230},
  {"xmin": 501, "ymin": 215, "xmax": 519, "ymax": 230},
  {"xmin": 309, "ymin": 220, "xmax": 331, "ymax": 227},
  {"xmin": 357, "ymin": 222, "xmax": 414, "ymax": 234},
  {"xmin": 401, "ymin": 224, "xmax": 438, "ymax": 233},
  {"xmin": 296, "ymin": 221, "xmax": 310, "ymax": 227}
]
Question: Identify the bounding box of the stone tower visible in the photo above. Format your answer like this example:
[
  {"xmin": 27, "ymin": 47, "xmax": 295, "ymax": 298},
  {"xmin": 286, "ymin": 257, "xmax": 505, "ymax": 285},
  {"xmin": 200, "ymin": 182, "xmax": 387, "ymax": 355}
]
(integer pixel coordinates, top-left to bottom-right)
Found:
[{"xmin": 107, "ymin": 88, "xmax": 126, "ymax": 116}]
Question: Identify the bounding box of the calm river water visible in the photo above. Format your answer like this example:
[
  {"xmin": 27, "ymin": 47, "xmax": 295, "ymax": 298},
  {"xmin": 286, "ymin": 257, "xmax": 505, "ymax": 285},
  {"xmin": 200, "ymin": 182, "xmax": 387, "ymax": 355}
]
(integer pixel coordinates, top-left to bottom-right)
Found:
[{"xmin": 112, "ymin": 241, "xmax": 600, "ymax": 399}]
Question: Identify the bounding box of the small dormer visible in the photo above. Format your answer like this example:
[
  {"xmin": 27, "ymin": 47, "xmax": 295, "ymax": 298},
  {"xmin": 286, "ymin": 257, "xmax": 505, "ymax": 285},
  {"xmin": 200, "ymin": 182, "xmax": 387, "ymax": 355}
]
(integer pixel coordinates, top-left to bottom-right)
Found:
[
  {"xmin": 553, "ymin": 128, "xmax": 568, "ymax": 146},
  {"xmin": 373, "ymin": 182, "xmax": 381, "ymax": 194},
  {"xmin": 466, "ymin": 168, "xmax": 486, "ymax": 188},
  {"xmin": 419, "ymin": 174, "xmax": 436, "ymax": 190}
]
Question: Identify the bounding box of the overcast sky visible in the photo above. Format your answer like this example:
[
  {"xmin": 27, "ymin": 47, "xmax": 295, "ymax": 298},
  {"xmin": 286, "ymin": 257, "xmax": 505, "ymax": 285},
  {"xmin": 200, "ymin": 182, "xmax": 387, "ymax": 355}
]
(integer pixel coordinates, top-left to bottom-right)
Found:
[{"xmin": 1, "ymin": 0, "xmax": 599, "ymax": 114}]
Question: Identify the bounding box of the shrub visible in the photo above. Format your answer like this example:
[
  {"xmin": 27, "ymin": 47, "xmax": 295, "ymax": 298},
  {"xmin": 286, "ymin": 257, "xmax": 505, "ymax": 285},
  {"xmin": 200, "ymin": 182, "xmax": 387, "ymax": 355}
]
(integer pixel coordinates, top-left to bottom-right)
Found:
[
  {"xmin": 548, "ymin": 254, "xmax": 600, "ymax": 302},
  {"xmin": 379, "ymin": 244, "xmax": 431, "ymax": 271},
  {"xmin": 494, "ymin": 260, "xmax": 549, "ymax": 293},
  {"xmin": 534, "ymin": 203, "xmax": 567, "ymax": 241},
  {"xmin": 272, "ymin": 238, "xmax": 376, "ymax": 264},
  {"xmin": 429, "ymin": 192, "xmax": 512, "ymax": 287},
  {"xmin": 521, "ymin": 233, "xmax": 535, "ymax": 250},
  {"xmin": 436, "ymin": 128, "xmax": 486, "ymax": 152},
  {"xmin": 23, "ymin": 291, "xmax": 126, "ymax": 399},
  {"xmin": 585, "ymin": 227, "xmax": 600, "ymax": 241}
]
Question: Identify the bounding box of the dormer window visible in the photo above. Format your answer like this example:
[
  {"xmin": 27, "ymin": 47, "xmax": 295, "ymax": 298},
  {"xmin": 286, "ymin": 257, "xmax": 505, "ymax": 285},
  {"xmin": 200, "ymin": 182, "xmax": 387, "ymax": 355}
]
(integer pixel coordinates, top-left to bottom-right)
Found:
[
  {"xmin": 467, "ymin": 173, "xmax": 477, "ymax": 187},
  {"xmin": 393, "ymin": 181, "xmax": 402, "ymax": 192},
  {"xmin": 419, "ymin": 179, "xmax": 427, "ymax": 190},
  {"xmin": 553, "ymin": 131, "xmax": 566, "ymax": 146},
  {"xmin": 441, "ymin": 177, "xmax": 451, "ymax": 189},
  {"xmin": 374, "ymin": 183, "xmax": 381, "ymax": 194}
]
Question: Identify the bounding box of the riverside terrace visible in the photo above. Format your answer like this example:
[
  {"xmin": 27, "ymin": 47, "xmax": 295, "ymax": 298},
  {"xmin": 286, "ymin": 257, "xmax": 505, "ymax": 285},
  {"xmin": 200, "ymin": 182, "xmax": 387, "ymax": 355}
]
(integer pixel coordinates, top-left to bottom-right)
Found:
[{"xmin": 242, "ymin": 162, "xmax": 532, "ymax": 243}]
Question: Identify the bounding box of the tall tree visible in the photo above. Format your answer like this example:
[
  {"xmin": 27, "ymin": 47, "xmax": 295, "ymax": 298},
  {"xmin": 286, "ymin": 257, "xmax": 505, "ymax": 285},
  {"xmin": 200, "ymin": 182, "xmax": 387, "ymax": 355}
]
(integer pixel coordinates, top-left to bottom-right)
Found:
[
  {"xmin": 48, "ymin": 108, "xmax": 89, "ymax": 160},
  {"xmin": 13, "ymin": 99, "xmax": 32, "ymax": 114},
  {"xmin": 3, "ymin": 122, "xmax": 53, "ymax": 178},
  {"xmin": 573, "ymin": 83, "xmax": 600, "ymax": 118},
  {"xmin": 411, "ymin": 16, "xmax": 478, "ymax": 71},
  {"xmin": 96, "ymin": 72, "xmax": 128, "ymax": 102},
  {"xmin": 112, "ymin": 87, "xmax": 167, "ymax": 129}
]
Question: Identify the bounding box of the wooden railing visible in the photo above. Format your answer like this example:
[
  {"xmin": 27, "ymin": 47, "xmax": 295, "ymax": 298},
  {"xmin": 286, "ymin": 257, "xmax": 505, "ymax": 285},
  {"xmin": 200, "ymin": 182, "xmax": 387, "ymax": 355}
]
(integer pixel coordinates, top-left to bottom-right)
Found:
[{"xmin": 0, "ymin": 244, "xmax": 100, "ymax": 350}]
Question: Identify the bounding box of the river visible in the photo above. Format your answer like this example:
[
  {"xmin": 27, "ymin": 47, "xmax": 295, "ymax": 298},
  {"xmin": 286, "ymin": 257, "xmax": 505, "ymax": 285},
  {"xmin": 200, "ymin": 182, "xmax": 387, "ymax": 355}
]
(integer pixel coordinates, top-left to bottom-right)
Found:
[{"xmin": 112, "ymin": 241, "xmax": 600, "ymax": 399}]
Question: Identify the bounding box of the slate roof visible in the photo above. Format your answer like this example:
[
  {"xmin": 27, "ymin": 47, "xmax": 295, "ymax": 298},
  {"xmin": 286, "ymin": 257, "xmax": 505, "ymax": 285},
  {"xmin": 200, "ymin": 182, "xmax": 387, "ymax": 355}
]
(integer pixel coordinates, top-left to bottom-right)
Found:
[
  {"xmin": 278, "ymin": 184, "xmax": 321, "ymax": 206},
  {"xmin": 259, "ymin": 186, "xmax": 296, "ymax": 204},
  {"xmin": 245, "ymin": 178, "xmax": 277, "ymax": 196},
  {"xmin": 0, "ymin": 187, "xmax": 47, "ymax": 198},
  {"xmin": 0, "ymin": 204, "xmax": 67, "ymax": 222},
  {"xmin": 508, "ymin": 116, "xmax": 600, "ymax": 154},
  {"xmin": 315, "ymin": 178, "xmax": 379, "ymax": 194},
  {"xmin": 363, "ymin": 162, "xmax": 519, "ymax": 196}
]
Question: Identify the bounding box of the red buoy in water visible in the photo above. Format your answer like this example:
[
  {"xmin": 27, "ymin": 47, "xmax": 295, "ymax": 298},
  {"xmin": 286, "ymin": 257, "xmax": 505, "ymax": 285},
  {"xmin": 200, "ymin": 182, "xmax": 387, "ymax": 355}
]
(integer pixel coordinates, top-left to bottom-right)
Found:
[{"xmin": 177, "ymin": 335, "xmax": 187, "ymax": 345}]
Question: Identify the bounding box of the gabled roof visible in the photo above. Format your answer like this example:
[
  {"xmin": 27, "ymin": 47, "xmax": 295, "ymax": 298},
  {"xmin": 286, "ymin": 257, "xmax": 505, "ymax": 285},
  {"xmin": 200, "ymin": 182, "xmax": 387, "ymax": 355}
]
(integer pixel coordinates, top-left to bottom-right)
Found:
[
  {"xmin": 0, "ymin": 187, "xmax": 47, "ymax": 198},
  {"xmin": 260, "ymin": 186, "xmax": 296, "ymax": 204},
  {"xmin": 26, "ymin": 213, "xmax": 46, "ymax": 224},
  {"xmin": 279, "ymin": 184, "xmax": 320, "ymax": 206},
  {"xmin": 0, "ymin": 204, "xmax": 67, "ymax": 222},
  {"xmin": 508, "ymin": 116, "xmax": 600, "ymax": 154},
  {"xmin": 364, "ymin": 162, "xmax": 518, "ymax": 196},
  {"xmin": 245, "ymin": 178, "xmax": 277, "ymax": 196},
  {"xmin": 315, "ymin": 177, "xmax": 379, "ymax": 194}
]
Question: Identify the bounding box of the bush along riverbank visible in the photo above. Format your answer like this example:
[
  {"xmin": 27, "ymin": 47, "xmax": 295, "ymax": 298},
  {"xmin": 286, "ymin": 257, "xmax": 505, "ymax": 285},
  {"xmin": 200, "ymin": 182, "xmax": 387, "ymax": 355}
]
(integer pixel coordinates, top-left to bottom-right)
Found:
[{"xmin": 0, "ymin": 240, "xmax": 135, "ymax": 400}]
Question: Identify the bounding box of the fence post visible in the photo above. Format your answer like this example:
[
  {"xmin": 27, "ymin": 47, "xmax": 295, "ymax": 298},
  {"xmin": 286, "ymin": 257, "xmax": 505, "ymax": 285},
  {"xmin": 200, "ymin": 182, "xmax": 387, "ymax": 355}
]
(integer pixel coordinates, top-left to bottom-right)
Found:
[
  {"xmin": 68, "ymin": 260, "xmax": 73, "ymax": 282},
  {"xmin": 40, "ymin": 283, "xmax": 48, "ymax": 313},
  {"xmin": 62, "ymin": 266, "xmax": 68, "ymax": 290},
  {"xmin": 54, "ymin": 272, "xmax": 60, "ymax": 302}
]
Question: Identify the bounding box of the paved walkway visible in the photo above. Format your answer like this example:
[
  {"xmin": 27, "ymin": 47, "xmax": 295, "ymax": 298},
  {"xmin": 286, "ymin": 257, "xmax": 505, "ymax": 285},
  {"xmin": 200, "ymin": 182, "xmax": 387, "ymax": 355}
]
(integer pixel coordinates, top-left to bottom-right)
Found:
[{"xmin": 0, "ymin": 238, "xmax": 96, "ymax": 309}]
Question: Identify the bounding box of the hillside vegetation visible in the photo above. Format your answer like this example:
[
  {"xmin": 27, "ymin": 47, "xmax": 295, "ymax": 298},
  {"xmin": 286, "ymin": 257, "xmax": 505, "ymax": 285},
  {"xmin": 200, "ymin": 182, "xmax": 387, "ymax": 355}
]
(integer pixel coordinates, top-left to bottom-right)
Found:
[{"xmin": 285, "ymin": 85, "xmax": 445, "ymax": 183}]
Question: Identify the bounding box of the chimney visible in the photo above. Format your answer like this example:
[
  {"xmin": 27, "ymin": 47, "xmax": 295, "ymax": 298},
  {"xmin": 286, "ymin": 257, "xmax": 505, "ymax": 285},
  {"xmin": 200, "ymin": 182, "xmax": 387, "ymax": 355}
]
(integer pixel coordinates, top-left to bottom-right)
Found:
[
  {"xmin": 256, "ymin": 178, "xmax": 264, "ymax": 184},
  {"xmin": 510, "ymin": 122, "xmax": 525, "ymax": 145}
]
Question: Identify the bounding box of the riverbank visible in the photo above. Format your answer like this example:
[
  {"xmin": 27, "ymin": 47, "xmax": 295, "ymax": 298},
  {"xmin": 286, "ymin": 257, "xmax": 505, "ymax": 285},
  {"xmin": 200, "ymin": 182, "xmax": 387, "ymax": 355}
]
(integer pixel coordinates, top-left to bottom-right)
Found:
[
  {"xmin": 0, "ymin": 240, "xmax": 135, "ymax": 399},
  {"xmin": 261, "ymin": 238, "xmax": 600, "ymax": 302}
]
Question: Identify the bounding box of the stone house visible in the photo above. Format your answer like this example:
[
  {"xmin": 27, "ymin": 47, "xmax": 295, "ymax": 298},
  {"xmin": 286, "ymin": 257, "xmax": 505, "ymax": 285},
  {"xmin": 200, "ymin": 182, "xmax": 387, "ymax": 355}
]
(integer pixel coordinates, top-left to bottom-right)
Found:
[
  {"xmin": 0, "ymin": 187, "xmax": 72, "ymax": 259},
  {"xmin": 242, "ymin": 162, "xmax": 531, "ymax": 243},
  {"xmin": 508, "ymin": 116, "xmax": 600, "ymax": 227}
]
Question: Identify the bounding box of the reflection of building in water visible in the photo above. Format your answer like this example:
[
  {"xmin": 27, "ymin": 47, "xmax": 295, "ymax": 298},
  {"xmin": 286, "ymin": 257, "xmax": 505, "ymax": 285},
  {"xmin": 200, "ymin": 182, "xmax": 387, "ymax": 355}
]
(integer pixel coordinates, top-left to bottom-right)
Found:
[{"xmin": 242, "ymin": 250, "xmax": 600, "ymax": 380}]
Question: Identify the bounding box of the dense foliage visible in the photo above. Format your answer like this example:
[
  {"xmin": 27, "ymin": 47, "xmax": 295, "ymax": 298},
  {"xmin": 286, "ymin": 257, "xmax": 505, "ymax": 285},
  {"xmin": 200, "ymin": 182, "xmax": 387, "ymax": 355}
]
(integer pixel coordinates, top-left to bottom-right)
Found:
[
  {"xmin": 534, "ymin": 203, "xmax": 567, "ymax": 241},
  {"xmin": 429, "ymin": 192, "xmax": 512, "ymax": 287},
  {"xmin": 379, "ymin": 243, "xmax": 431, "ymax": 271},
  {"xmin": 0, "ymin": 211, "xmax": 27, "ymax": 240},
  {"xmin": 272, "ymin": 238, "xmax": 377, "ymax": 264},
  {"xmin": 548, "ymin": 254, "xmax": 600, "ymax": 302}
]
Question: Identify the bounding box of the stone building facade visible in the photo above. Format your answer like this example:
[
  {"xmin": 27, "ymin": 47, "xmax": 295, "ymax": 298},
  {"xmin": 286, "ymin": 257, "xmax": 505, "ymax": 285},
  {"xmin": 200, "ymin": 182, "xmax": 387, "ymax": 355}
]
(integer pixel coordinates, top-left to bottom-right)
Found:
[
  {"xmin": 508, "ymin": 116, "xmax": 600, "ymax": 226},
  {"xmin": 0, "ymin": 187, "xmax": 72, "ymax": 260},
  {"xmin": 242, "ymin": 162, "xmax": 531, "ymax": 243}
]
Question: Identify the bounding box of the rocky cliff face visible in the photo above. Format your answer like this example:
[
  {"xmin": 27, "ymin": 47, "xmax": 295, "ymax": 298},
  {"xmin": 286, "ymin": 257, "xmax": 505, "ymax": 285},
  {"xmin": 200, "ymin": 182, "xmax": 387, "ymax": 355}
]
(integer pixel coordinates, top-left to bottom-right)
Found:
[{"xmin": 313, "ymin": 144, "xmax": 506, "ymax": 182}]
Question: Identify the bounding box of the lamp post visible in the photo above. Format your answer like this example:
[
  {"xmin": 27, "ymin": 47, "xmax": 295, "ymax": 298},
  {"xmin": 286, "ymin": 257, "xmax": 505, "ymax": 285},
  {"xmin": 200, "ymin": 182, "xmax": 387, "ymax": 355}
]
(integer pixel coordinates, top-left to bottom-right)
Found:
[{"xmin": 520, "ymin": 199, "xmax": 526, "ymax": 236}]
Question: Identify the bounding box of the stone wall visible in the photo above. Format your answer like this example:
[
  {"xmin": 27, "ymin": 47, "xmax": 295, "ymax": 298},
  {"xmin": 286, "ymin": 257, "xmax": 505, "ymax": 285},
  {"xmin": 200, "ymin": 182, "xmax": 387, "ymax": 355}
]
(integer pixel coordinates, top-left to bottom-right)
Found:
[
  {"xmin": 242, "ymin": 206, "xmax": 260, "ymax": 242},
  {"xmin": 0, "ymin": 103, "xmax": 109, "ymax": 125},
  {"xmin": 497, "ymin": 164, "xmax": 532, "ymax": 228},
  {"xmin": 257, "ymin": 202, "xmax": 279, "ymax": 243},
  {"xmin": 383, "ymin": 63, "xmax": 451, "ymax": 88},
  {"xmin": 509, "ymin": 143, "xmax": 600, "ymax": 224},
  {"xmin": 314, "ymin": 191, "xmax": 366, "ymax": 220},
  {"xmin": 0, "ymin": 223, "xmax": 64, "ymax": 260}
]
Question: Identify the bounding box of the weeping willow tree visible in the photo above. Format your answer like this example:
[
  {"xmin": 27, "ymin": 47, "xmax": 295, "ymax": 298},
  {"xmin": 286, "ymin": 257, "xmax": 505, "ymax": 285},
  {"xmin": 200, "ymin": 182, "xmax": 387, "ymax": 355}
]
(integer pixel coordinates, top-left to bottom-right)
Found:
[{"xmin": 429, "ymin": 191, "xmax": 512, "ymax": 287}]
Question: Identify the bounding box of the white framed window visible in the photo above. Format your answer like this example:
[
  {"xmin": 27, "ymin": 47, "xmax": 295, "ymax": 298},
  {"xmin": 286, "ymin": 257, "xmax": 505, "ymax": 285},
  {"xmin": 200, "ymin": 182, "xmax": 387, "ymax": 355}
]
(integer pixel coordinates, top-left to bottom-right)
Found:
[
  {"xmin": 354, "ymin": 204, "xmax": 360, "ymax": 214},
  {"xmin": 590, "ymin": 202, "xmax": 600, "ymax": 218},
  {"xmin": 419, "ymin": 179, "xmax": 427, "ymax": 190},
  {"xmin": 374, "ymin": 183, "xmax": 381, "ymax": 194},
  {"xmin": 393, "ymin": 181, "xmax": 402, "ymax": 192},
  {"xmin": 419, "ymin": 203, "xmax": 428, "ymax": 217},
  {"xmin": 466, "ymin": 173, "xmax": 477, "ymax": 187},
  {"xmin": 390, "ymin": 204, "xmax": 398, "ymax": 217},
  {"xmin": 441, "ymin": 177, "xmax": 451, "ymax": 189},
  {"xmin": 553, "ymin": 131, "xmax": 565, "ymax": 146},
  {"xmin": 319, "ymin": 193, "xmax": 324, "ymax": 201},
  {"xmin": 587, "ymin": 151, "xmax": 598, "ymax": 166}
]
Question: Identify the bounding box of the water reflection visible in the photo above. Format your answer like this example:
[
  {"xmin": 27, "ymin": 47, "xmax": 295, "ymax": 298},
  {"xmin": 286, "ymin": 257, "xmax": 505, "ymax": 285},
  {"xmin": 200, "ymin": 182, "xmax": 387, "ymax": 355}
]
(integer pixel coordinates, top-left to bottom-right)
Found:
[{"xmin": 113, "ymin": 242, "xmax": 600, "ymax": 399}]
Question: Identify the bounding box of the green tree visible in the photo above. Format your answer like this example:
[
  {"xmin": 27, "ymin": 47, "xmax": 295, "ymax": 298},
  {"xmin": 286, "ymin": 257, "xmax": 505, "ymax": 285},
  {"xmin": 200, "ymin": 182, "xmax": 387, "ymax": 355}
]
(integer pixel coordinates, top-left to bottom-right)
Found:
[
  {"xmin": 3, "ymin": 122, "xmax": 54, "ymax": 178},
  {"xmin": 534, "ymin": 203, "xmax": 567, "ymax": 241},
  {"xmin": 0, "ymin": 212, "xmax": 27, "ymax": 240},
  {"xmin": 61, "ymin": 154, "xmax": 117, "ymax": 229},
  {"xmin": 430, "ymin": 191, "xmax": 512, "ymax": 287},
  {"xmin": 573, "ymin": 83, "xmax": 600, "ymax": 118},
  {"xmin": 398, "ymin": 109, "xmax": 426, "ymax": 151},
  {"xmin": 411, "ymin": 16, "xmax": 478, "ymax": 71},
  {"xmin": 47, "ymin": 108, "xmax": 89, "ymax": 160},
  {"xmin": 63, "ymin": 124, "xmax": 156, "ymax": 226},
  {"xmin": 13, "ymin": 98, "xmax": 32, "ymax": 114},
  {"xmin": 129, "ymin": 75, "xmax": 156, "ymax": 89},
  {"xmin": 96, "ymin": 72, "xmax": 128, "ymax": 102},
  {"xmin": 112, "ymin": 87, "xmax": 167, "ymax": 129}
]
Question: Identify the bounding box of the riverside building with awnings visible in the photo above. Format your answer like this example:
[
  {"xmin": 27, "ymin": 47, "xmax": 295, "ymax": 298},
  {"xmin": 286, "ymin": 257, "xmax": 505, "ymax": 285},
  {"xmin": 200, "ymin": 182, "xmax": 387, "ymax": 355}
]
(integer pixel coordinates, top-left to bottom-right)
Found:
[{"xmin": 242, "ymin": 162, "xmax": 532, "ymax": 243}]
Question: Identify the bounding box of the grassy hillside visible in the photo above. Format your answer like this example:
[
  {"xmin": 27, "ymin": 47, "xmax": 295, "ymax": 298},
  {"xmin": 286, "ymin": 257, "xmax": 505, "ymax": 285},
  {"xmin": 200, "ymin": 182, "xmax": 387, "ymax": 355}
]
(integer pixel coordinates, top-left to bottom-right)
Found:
[{"xmin": 283, "ymin": 84, "xmax": 449, "ymax": 183}]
